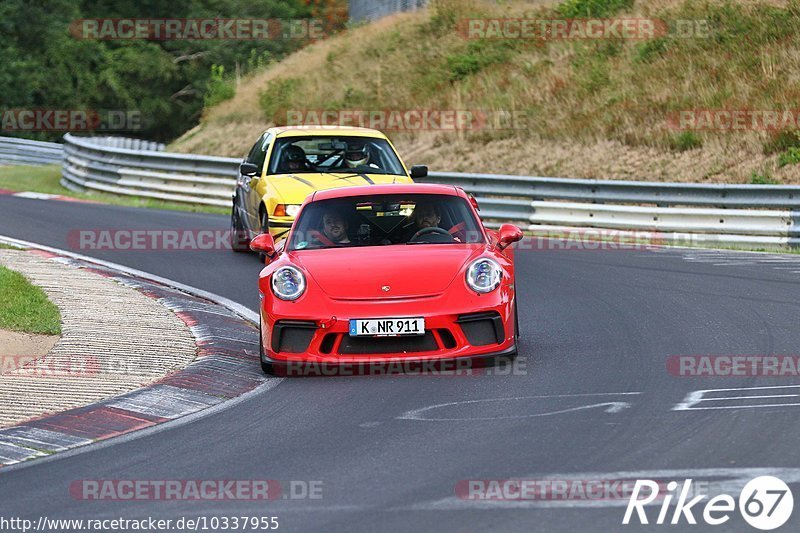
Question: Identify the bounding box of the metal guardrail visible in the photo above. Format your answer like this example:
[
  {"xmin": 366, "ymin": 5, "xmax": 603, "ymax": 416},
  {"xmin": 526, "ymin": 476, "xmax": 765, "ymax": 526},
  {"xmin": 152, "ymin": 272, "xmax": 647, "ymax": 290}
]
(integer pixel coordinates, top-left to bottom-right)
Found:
[
  {"xmin": 421, "ymin": 173, "xmax": 800, "ymax": 246},
  {"xmin": 424, "ymin": 172, "xmax": 800, "ymax": 209},
  {"xmin": 61, "ymin": 133, "xmax": 237, "ymax": 207},
  {"xmin": 0, "ymin": 136, "xmax": 63, "ymax": 166},
  {"xmin": 59, "ymin": 134, "xmax": 800, "ymax": 246},
  {"xmin": 73, "ymin": 136, "xmax": 166, "ymax": 151}
]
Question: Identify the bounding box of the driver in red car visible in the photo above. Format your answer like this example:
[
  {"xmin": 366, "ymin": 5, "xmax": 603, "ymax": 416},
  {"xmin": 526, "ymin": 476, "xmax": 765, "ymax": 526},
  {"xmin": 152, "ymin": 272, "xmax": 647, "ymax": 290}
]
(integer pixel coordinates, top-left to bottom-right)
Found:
[
  {"xmin": 413, "ymin": 203, "xmax": 441, "ymax": 230},
  {"xmin": 310, "ymin": 209, "xmax": 351, "ymax": 246},
  {"xmin": 402, "ymin": 203, "xmax": 463, "ymax": 242},
  {"xmin": 404, "ymin": 202, "xmax": 464, "ymax": 243}
]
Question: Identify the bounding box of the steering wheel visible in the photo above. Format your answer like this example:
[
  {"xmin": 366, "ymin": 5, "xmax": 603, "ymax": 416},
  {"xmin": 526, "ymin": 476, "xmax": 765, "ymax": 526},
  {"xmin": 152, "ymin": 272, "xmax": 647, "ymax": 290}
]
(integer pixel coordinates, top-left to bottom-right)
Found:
[{"xmin": 410, "ymin": 226, "xmax": 453, "ymax": 242}]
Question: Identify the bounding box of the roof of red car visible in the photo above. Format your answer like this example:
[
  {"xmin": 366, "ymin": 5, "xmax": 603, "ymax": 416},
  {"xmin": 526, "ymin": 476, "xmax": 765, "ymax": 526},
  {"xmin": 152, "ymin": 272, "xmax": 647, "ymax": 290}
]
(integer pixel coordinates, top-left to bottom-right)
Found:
[{"xmin": 311, "ymin": 183, "xmax": 461, "ymax": 202}]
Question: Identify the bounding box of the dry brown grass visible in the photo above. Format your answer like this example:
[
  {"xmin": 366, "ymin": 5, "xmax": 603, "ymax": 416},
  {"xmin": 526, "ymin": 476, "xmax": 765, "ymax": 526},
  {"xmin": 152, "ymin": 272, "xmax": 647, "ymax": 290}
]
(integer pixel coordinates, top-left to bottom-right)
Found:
[{"xmin": 171, "ymin": 0, "xmax": 800, "ymax": 184}]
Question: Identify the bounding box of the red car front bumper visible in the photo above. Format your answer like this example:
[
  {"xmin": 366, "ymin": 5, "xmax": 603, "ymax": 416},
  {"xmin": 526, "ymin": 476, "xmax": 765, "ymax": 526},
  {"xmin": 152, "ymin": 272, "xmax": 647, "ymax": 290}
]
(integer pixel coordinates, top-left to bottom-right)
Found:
[{"xmin": 259, "ymin": 287, "xmax": 517, "ymax": 375}]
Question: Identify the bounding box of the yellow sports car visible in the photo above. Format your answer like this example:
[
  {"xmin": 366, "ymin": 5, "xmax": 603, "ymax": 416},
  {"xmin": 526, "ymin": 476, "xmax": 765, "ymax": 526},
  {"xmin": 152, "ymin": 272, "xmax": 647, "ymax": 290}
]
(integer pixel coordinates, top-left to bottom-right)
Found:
[{"xmin": 230, "ymin": 125, "xmax": 427, "ymax": 251}]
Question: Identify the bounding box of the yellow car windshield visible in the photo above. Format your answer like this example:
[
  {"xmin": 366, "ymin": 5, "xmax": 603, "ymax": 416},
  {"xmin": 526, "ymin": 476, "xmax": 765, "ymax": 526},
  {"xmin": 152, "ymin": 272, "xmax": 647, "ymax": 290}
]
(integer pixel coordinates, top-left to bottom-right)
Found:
[{"xmin": 267, "ymin": 136, "xmax": 406, "ymax": 176}]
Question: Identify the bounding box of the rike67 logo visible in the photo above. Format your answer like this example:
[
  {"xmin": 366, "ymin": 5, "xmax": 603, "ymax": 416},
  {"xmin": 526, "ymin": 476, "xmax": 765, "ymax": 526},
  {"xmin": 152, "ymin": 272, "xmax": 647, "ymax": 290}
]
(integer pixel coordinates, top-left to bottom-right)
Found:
[{"xmin": 624, "ymin": 476, "xmax": 793, "ymax": 530}]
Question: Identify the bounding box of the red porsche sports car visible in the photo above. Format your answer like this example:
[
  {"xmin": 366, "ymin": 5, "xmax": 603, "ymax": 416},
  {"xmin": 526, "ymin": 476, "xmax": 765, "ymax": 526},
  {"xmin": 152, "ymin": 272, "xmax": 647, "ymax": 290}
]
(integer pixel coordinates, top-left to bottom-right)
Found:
[{"xmin": 250, "ymin": 183, "xmax": 523, "ymax": 376}]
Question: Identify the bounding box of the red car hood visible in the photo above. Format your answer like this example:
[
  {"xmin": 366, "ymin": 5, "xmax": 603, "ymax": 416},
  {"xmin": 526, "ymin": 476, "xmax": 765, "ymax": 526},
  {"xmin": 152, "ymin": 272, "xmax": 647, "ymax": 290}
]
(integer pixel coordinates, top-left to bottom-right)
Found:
[{"xmin": 290, "ymin": 244, "xmax": 486, "ymax": 299}]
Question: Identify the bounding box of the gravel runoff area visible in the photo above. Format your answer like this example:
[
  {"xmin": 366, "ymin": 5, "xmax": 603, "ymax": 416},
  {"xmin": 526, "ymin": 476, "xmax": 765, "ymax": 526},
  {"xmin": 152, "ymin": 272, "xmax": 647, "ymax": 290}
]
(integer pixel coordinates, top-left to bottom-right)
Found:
[{"xmin": 0, "ymin": 249, "xmax": 197, "ymax": 427}]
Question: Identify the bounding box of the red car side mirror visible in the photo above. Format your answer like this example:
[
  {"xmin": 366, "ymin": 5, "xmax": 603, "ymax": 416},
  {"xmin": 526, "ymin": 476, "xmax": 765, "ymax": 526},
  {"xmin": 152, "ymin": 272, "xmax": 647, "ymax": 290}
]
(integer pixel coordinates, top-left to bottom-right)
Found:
[
  {"xmin": 497, "ymin": 224, "xmax": 523, "ymax": 250},
  {"xmin": 250, "ymin": 233, "xmax": 275, "ymax": 256}
]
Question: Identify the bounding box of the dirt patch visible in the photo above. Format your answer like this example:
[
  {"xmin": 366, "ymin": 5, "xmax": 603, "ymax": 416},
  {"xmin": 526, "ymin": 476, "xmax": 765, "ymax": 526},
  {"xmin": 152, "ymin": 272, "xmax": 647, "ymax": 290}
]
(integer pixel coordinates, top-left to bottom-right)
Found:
[{"xmin": 0, "ymin": 328, "xmax": 58, "ymax": 365}]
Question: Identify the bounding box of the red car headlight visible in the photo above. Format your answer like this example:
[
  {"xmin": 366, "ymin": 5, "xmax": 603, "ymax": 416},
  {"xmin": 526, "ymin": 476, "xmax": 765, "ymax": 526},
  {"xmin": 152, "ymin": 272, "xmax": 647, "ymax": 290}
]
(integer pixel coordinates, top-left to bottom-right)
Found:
[
  {"xmin": 272, "ymin": 266, "xmax": 306, "ymax": 301},
  {"xmin": 466, "ymin": 258, "xmax": 502, "ymax": 294}
]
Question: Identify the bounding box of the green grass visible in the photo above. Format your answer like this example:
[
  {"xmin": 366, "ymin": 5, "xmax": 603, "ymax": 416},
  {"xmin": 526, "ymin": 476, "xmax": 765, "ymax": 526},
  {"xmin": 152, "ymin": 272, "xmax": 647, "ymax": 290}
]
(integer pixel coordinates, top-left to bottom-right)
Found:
[
  {"xmin": 259, "ymin": 78, "xmax": 304, "ymax": 123},
  {"xmin": 763, "ymin": 130, "xmax": 800, "ymax": 155},
  {"xmin": 669, "ymin": 132, "xmax": 703, "ymax": 152},
  {"xmin": 0, "ymin": 165, "xmax": 227, "ymax": 215},
  {"xmin": 0, "ymin": 265, "xmax": 61, "ymax": 335},
  {"xmin": 749, "ymin": 170, "xmax": 777, "ymax": 184},
  {"xmin": 558, "ymin": 0, "xmax": 635, "ymax": 18},
  {"xmin": 0, "ymin": 243, "xmax": 24, "ymax": 250},
  {"xmin": 778, "ymin": 147, "xmax": 800, "ymax": 167}
]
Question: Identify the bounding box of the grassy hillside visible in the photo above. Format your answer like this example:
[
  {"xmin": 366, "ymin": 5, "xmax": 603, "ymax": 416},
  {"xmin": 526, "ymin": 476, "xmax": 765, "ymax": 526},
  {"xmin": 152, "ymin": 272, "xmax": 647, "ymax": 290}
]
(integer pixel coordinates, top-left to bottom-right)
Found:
[{"xmin": 171, "ymin": 0, "xmax": 800, "ymax": 184}]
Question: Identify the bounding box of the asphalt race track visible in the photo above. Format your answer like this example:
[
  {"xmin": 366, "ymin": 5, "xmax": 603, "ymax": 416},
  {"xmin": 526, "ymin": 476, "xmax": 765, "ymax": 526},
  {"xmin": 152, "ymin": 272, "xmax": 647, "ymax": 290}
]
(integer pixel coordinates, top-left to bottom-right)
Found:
[{"xmin": 2, "ymin": 194, "xmax": 800, "ymax": 532}]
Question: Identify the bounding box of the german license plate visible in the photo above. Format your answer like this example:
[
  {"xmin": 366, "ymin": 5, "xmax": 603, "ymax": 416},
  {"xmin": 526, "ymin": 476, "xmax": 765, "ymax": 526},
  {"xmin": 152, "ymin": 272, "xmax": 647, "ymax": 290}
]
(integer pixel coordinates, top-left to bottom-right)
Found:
[{"xmin": 349, "ymin": 317, "xmax": 425, "ymax": 337}]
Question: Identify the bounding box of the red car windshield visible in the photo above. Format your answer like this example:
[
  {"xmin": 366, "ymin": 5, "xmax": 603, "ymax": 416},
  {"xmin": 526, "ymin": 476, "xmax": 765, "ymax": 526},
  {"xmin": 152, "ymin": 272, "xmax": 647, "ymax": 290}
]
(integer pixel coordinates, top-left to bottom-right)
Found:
[{"xmin": 287, "ymin": 194, "xmax": 485, "ymax": 250}]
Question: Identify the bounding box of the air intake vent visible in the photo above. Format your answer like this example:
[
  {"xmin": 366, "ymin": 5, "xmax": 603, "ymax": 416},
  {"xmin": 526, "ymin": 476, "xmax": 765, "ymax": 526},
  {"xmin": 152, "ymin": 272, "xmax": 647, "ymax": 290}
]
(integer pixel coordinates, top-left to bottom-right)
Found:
[
  {"xmin": 456, "ymin": 312, "xmax": 504, "ymax": 346},
  {"xmin": 272, "ymin": 320, "xmax": 317, "ymax": 353}
]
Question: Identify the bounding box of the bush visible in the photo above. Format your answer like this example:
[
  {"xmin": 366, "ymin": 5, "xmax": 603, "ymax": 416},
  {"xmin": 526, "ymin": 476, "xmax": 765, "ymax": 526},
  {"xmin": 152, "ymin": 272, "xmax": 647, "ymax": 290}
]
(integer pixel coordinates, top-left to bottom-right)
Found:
[
  {"xmin": 428, "ymin": 0, "xmax": 483, "ymax": 35},
  {"xmin": 597, "ymin": 41, "xmax": 624, "ymax": 59},
  {"xmin": 446, "ymin": 40, "xmax": 515, "ymax": 82},
  {"xmin": 570, "ymin": 45, "xmax": 611, "ymax": 93},
  {"xmin": 669, "ymin": 132, "xmax": 703, "ymax": 152},
  {"xmin": 447, "ymin": 54, "xmax": 482, "ymax": 81},
  {"xmin": 634, "ymin": 38, "xmax": 669, "ymax": 63},
  {"xmin": 778, "ymin": 147, "xmax": 800, "ymax": 167},
  {"xmin": 763, "ymin": 130, "xmax": 800, "ymax": 155},
  {"xmin": 750, "ymin": 170, "xmax": 777, "ymax": 184},
  {"xmin": 204, "ymin": 65, "xmax": 235, "ymax": 108},
  {"xmin": 258, "ymin": 78, "xmax": 302, "ymax": 122}
]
